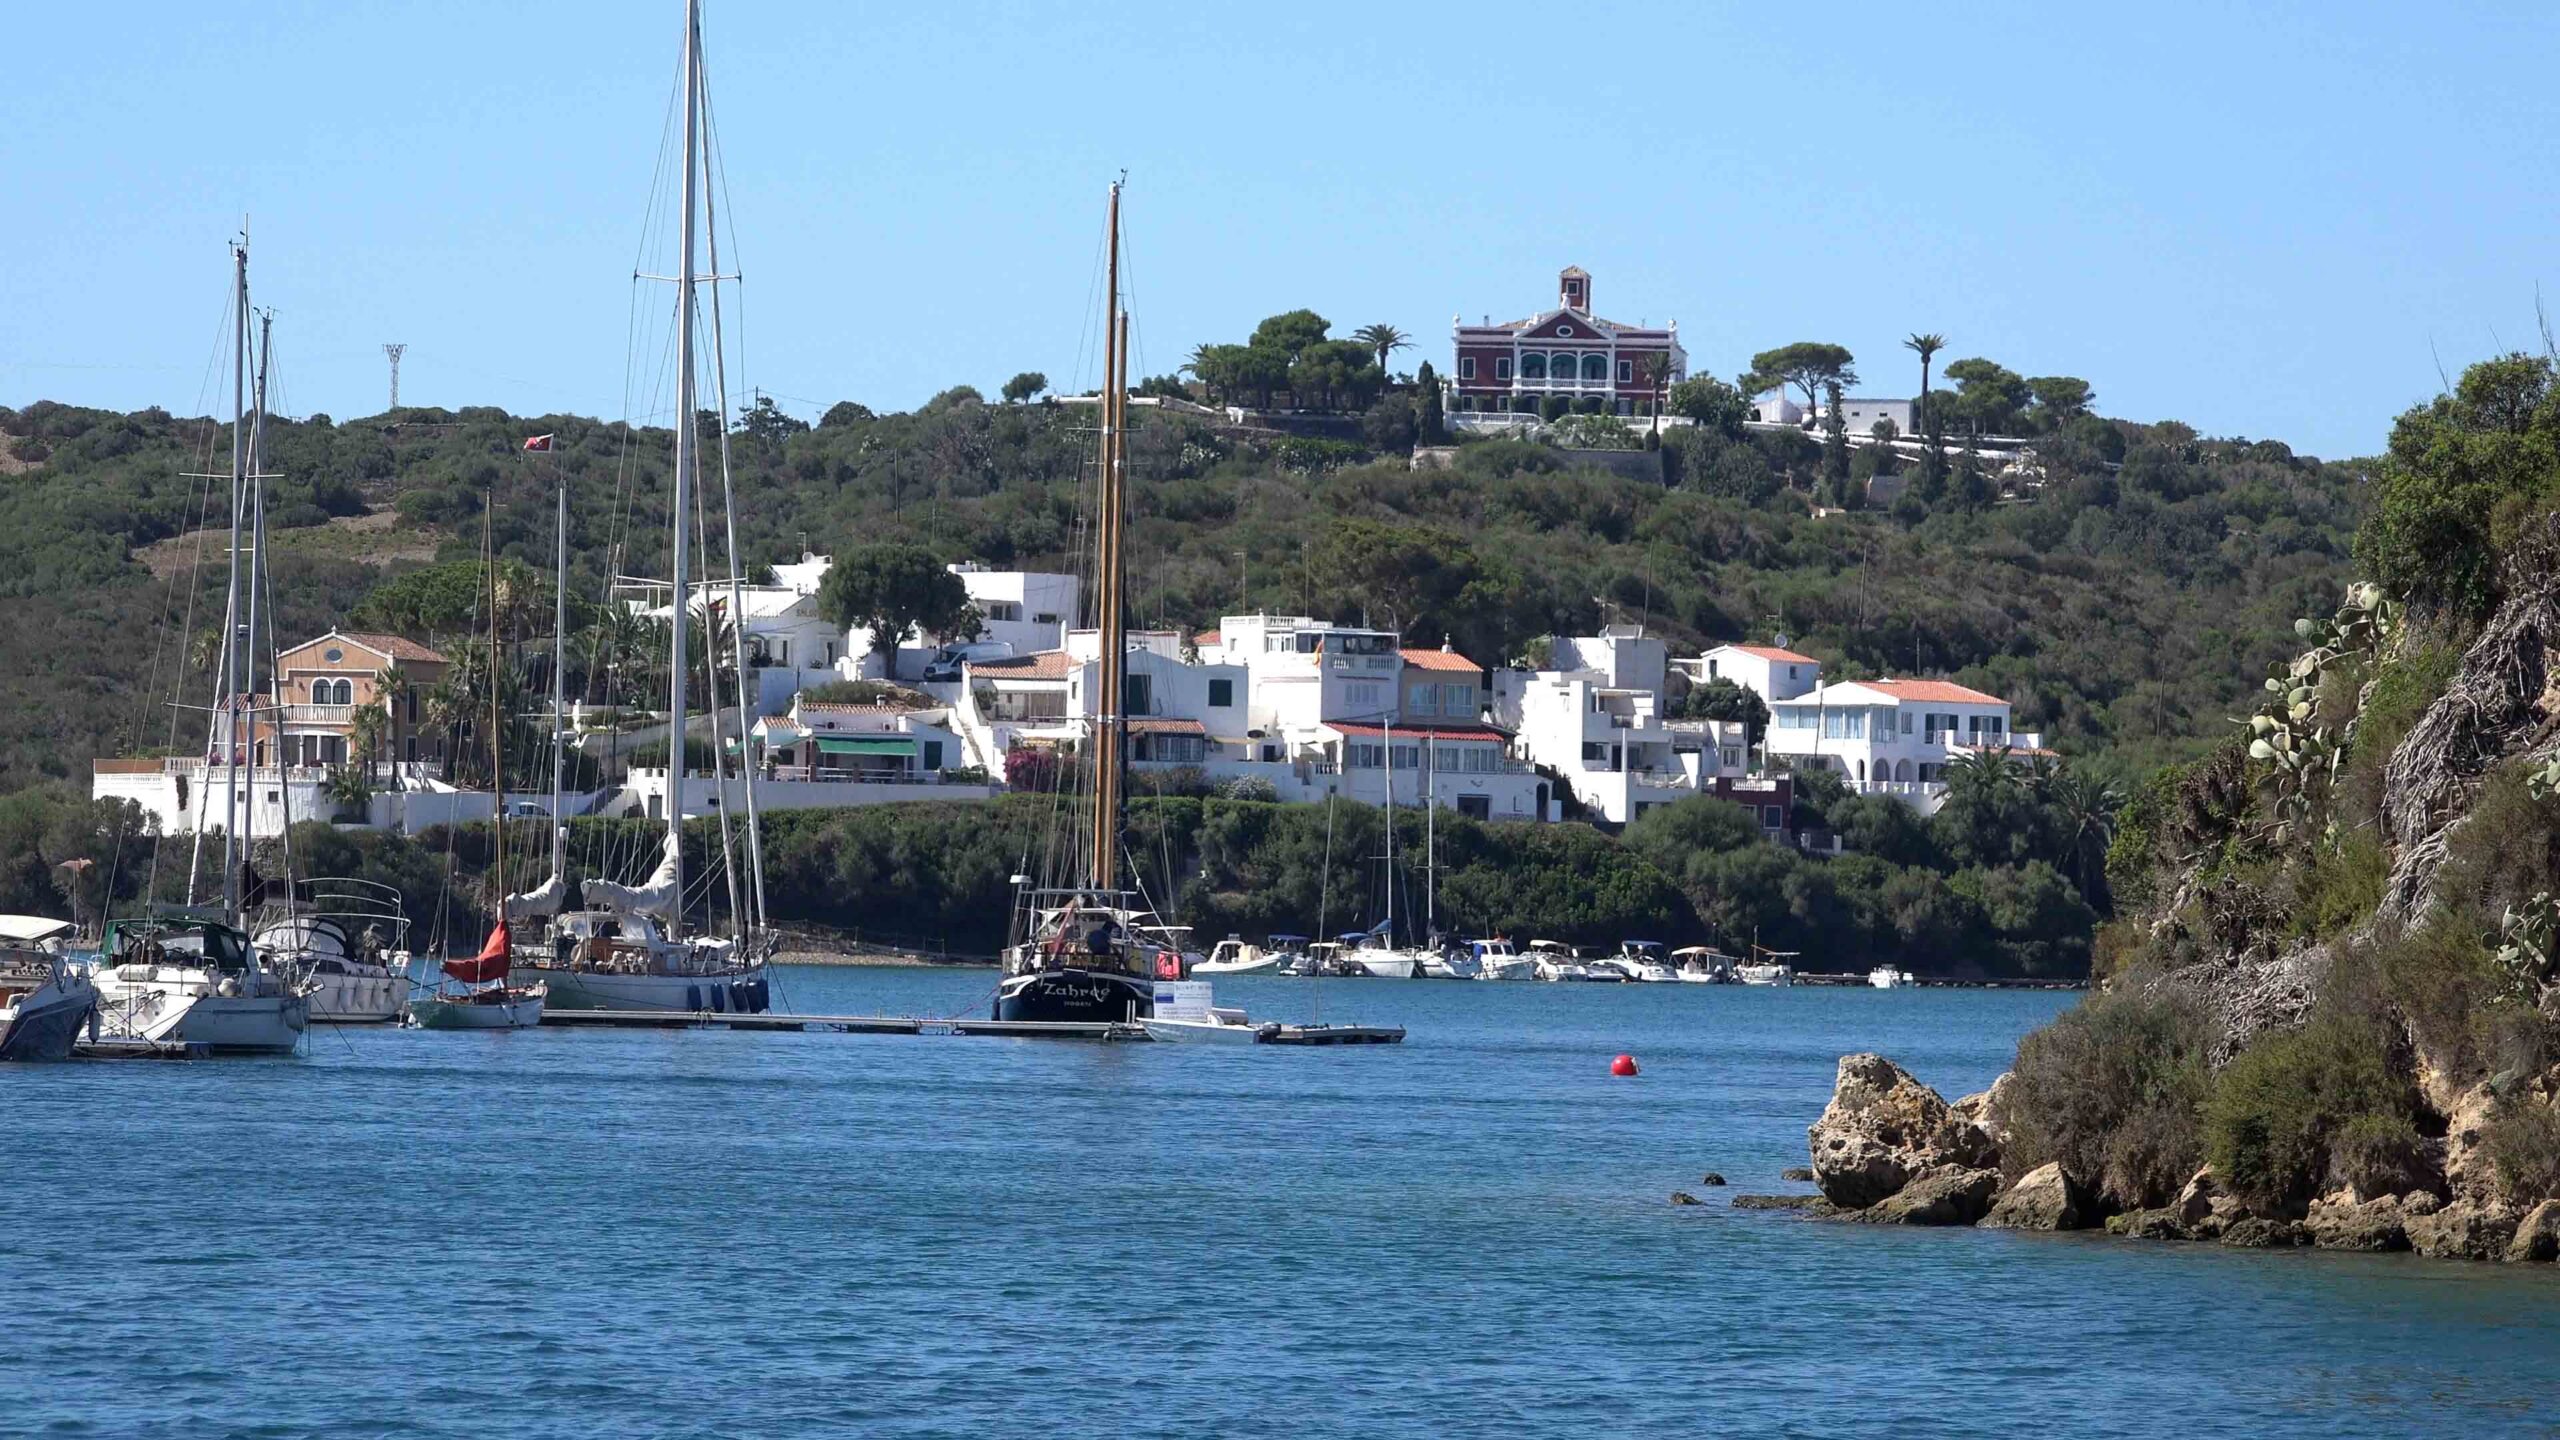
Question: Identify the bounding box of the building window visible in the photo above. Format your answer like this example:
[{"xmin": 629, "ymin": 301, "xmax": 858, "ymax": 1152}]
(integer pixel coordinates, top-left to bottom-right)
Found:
[
  {"xmin": 1617, "ymin": 359, "xmax": 1634, "ymax": 384},
  {"xmin": 1459, "ymin": 356, "xmax": 1476, "ymax": 380},
  {"xmin": 1349, "ymin": 742, "xmax": 1384, "ymax": 769},
  {"xmin": 1208, "ymin": 678, "xmax": 1233, "ymax": 707},
  {"xmin": 1033, "ymin": 613, "xmax": 1058, "ymax": 626},
  {"xmin": 984, "ymin": 601, "xmax": 1022, "ymax": 623},
  {"xmin": 1407, "ymin": 684, "xmax": 1438, "ymax": 715},
  {"xmin": 1125, "ymin": 674, "xmax": 1153, "ymax": 716},
  {"xmin": 1390, "ymin": 744, "xmax": 1419, "ymax": 772},
  {"xmin": 1557, "ymin": 323, "xmax": 1576, "ymax": 337},
  {"xmin": 1495, "ymin": 357, "xmax": 1513, "ymax": 381},
  {"xmin": 1519, "ymin": 353, "xmax": 1546, "ymax": 381},
  {"xmin": 1443, "ymin": 682, "xmax": 1472, "ymax": 714},
  {"xmin": 1345, "ymin": 680, "xmax": 1382, "ymax": 710},
  {"xmin": 1900, "ymin": 712, "xmax": 1913, "ymax": 734},
  {"xmin": 1582, "ymin": 354, "xmax": 1609, "ymax": 382},
  {"xmin": 923, "ymin": 741, "xmax": 944, "ymax": 770}
]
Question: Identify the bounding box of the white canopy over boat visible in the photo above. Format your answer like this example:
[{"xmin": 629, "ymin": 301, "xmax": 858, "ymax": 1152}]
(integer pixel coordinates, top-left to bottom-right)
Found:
[
  {"xmin": 0, "ymin": 915, "xmax": 75, "ymax": 944},
  {"xmin": 582, "ymin": 833, "xmax": 680, "ymax": 917}
]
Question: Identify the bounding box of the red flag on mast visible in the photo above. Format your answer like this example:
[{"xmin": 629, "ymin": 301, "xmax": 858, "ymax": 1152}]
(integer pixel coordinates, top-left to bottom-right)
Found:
[
  {"xmin": 445, "ymin": 920, "xmax": 511, "ymax": 984},
  {"xmin": 522, "ymin": 434, "xmax": 554, "ymax": 452}
]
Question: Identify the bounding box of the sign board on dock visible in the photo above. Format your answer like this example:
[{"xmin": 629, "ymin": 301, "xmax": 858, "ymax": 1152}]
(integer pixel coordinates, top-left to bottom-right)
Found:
[{"xmin": 1150, "ymin": 981, "xmax": 1215, "ymax": 1022}]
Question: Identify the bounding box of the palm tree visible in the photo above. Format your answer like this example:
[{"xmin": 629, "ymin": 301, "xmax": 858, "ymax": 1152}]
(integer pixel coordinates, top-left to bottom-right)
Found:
[
  {"xmin": 1944, "ymin": 747, "xmax": 2016, "ymax": 802},
  {"xmin": 1637, "ymin": 352, "xmax": 1679, "ymax": 438},
  {"xmin": 1352, "ymin": 324, "xmax": 1411, "ymax": 381},
  {"xmin": 2047, "ymin": 769, "xmax": 2123, "ymax": 903},
  {"xmin": 321, "ymin": 764, "xmax": 372, "ymax": 821},
  {"xmin": 1903, "ymin": 333, "xmax": 1946, "ymax": 434}
]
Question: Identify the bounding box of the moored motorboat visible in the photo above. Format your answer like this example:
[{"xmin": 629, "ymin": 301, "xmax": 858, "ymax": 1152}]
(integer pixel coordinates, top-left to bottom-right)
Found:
[
  {"xmin": 1193, "ymin": 937, "xmax": 1284, "ymax": 976},
  {"xmin": 1609, "ymin": 940, "xmax": 1679, "ymax": 982},
  {"xmin": 1469, "ymin": 937, "xmax": 1538, "ymax": 981},
  {"xmin": 1139, "ymin": 980, "xmax": 1268, "ymax": 1043},
  {"xmin": 0, "ymin": 916, "xmax": 99, "ymax": 1062},
  {"xmin": 1672, "ymin": 946, "xmax": 1733, "ymax": 983},
  {"xmin": 1529, "ymin": 939, "xmax": 1598, "ymax": 982},
  {"xmin": 1867, "ymin": 965, "xmax": 1915, "ymax": 989}
]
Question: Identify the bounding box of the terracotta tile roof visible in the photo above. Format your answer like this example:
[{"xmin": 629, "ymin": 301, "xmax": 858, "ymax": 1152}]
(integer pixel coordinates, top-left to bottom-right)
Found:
[
  {"xmin": 327, "ymin": 630, "xmax": 448, "ymax": 664},
  {"xmin": 1718, "ymin": 643, "xmax": 1817, "ymax": 664},
  {"xmin": 972, "ymin": 651, "xmax": 1074, "ymax": 680},
  {"xmin": 1399, "ymin": 647, "xmax": 1483, "ymax": 673},
  {"xmin": 1325, "ymin": 721, "xmax": 1511, "ymax": 741},
  {"xmin": 1860, "ymin": 679, "xmax": 2007, "ymax": 705},
  {"xmin": 1193, "ymin": 629, "xmax": 1221, "ymax": 646},
  {"xmin": 1128, "ymin": 718, "xmax": 1206, "ymax": 735}
]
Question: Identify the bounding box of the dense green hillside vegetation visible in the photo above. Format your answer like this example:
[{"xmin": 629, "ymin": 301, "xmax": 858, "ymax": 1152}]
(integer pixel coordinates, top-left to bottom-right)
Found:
[{"xmin": 1, "ymin": 384, "xmax": 2363, "ymax": 790}]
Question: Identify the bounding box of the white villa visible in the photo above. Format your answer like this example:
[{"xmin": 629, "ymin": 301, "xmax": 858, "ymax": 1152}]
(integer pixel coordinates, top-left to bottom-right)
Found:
[
  {"xmin": 1763, "ymin": 678, "xmax": 2047, "ymax": 813},
  {"xmin": 1677, "ymin": 642, "xmax": 1821, "ymax": 702}
]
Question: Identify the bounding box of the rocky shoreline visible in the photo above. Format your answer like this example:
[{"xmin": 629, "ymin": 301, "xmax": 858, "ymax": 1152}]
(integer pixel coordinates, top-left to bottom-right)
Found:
[{"xmin": 1722, "ymin": 1053, "xmax": 2560, "ymax": 1266}]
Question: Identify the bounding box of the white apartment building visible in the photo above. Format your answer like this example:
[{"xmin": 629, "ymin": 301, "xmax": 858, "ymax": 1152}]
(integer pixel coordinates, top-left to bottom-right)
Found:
[
  {"xmin": 1763, "ymin": 678, "xmax": 2049, "ymax": 813},
  {"xmin": 1203, "ymin": 614, "xmax": 1408, "ymax": 734},
  {"xmin": 1494, "ymin": 627, "xmax": 1701, "ymax": 824}
]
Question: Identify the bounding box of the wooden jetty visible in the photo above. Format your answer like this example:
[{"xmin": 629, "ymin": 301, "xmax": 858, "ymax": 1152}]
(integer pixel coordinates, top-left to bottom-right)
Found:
[{"xmin": 539, "ymin": 1009, "xmax": 1151, "ymax": 1040}]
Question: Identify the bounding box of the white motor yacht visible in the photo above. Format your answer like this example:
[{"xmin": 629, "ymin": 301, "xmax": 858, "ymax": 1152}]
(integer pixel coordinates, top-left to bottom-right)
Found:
[
  {"xmin": 1469, "ymin": 937, "xmax": 1538, "ymax": 981},
  {"xmin": 1193, "ymin": 937, "xmax": 1284, "ymax": 976},
  {"xmin": 1345, "ymin": 938, "xmax": 1420, "ymax": 980},
  {"xmin": 1607, "ymin": 940, "xmax": 1680, "ymax": 982},
  {"xmin": 0, "ymin": 916, "xmax": 99, "ymax": 1061},
  {"xmin": 1736, "ymin": 962, "xmax": 1796, "ymax": 987},
  {"xmin": 1867, "ymin": 965, "xmax": 1916, "ymax": 989},
  {"xmin": 91, "ymin": 914, "xmax": 309, "ymax": 1053},
  {"xmin": 1528, "ymin": 939, "xmax": 1599, "ymax": 982}
]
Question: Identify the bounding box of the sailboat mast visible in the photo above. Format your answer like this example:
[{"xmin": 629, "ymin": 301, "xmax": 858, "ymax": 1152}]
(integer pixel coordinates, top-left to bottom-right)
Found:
[
  {"xmin": 219, "ymin": 239, "xmax": 249, "ymax": 922},
  {"xmin": 250, "ymin": 311, "xmax": 295, "ymax": 898},
  {"xmin": 701, "ymin": 198, "xmax": 767, "ymax": 942},
  {"xmin": 1088, "ymin": 181, "xmax": 1124, "ymax": 894},
  {"xmin": 1382, "ymin": 713, "xmax": 1394, "ymax": 944},
  {"xmin": 487, "ymin": 502, "xmax": 507, "ymax": 910},
  {"xmin": 1425, "ymin": 734, "xmax": 1435, "ymax": 942},
  {"xmin": 550, "ymin": 471, "xmax": 568, "ymax": 881},
  {"xmin": 662, "ymin": 0, "xmax": 703, "ymax": 934}
]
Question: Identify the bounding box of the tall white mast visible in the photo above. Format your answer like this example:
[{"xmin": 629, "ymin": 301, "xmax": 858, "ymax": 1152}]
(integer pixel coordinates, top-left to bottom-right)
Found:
[
  {"xmin": 661, "ymin": 0, "xmax": 702, "ymax": 937},
  {"xmin": 219, "ymin": 238, "xmax": 249, "ymax": 921}
]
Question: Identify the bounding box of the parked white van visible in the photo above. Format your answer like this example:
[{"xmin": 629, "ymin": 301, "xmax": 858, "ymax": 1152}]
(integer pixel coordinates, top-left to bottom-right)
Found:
[{"xmin": 923, "ymin": 639, "xmax": 1017, "ymax": 681}]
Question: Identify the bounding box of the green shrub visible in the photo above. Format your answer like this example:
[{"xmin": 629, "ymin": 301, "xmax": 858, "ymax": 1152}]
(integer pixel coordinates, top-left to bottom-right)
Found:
[
  {"xmin": 2377, "ymin": 914, "xmax": 2541, "ymax": 1079},
  {"xmin": 2334, "ymin": 641, "xmax": 2456, "ymax": 827},
  {"xmin": 2004, "ymin": 988, "xmax": 2216, "ymax": 1211},
  {"xmin": 2205, "ymin": 1012, "xmax": 2416, "ymax": 1212},
  {"xmin": 2290, "ymin": 829, "xmax": 2385, "ymax": 939},
  {"xmin": 2434, "ymin": 764, "xmax": 2560, "ymax": 935},
  {"xmin": 800, "ymin": 678, "xmax": 929, "ymax": 708},
  {"xmin": 2327, "ymin": 1111, "xmax": 2430, "ymax": 1198},
  {"xmin": 2482, "ymin": 1100, "xmax": 2560, "ymax": 1201}
]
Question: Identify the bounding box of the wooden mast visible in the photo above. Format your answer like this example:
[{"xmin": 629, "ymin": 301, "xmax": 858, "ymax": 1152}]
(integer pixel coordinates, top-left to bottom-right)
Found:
[
  {"xmin": 1089, "ymin": 182, "xmax": 1125, "ymax": 896},
  {"xmin": 486, "ymin": 498, "xmax": 507, "ymax": 960}
]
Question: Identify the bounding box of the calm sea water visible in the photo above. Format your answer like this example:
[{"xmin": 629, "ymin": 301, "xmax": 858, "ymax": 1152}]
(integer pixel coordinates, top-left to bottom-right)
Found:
[{"xmin": 11, "ymin": 967, "xmax": 2560, "ymax": 1438}]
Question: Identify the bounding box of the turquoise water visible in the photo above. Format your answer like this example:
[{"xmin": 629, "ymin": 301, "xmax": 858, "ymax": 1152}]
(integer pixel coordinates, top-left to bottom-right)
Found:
[{"xmin": 12, "ymin": 967, "xmax": 2560, "ymax": 1437}]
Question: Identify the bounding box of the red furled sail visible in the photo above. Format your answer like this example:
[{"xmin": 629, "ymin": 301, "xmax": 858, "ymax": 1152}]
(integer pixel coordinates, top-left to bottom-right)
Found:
[{"xmin": 445, "ymin": 920, "xmax": 511, "ymax": 984}]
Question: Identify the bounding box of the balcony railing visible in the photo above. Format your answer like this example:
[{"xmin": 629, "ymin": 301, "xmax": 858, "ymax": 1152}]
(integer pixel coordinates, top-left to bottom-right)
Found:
[{"xmin": 283, "ymin": 704, "xmax": 354, "ymax": 726}]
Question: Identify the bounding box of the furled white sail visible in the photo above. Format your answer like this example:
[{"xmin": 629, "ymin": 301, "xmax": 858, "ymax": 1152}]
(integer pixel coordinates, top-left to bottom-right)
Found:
[
  {"xmin": 582, "ymin": 833, "xmax": 680, "ymax": 917},
  {"xmin": 504, "ymin": 871, "xmax": 567, "ymax": 920}
]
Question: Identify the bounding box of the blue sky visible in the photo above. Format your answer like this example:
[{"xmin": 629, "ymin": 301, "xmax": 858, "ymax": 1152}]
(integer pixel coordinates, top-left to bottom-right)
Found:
[{"xmin": 6, "ymin": 1, "xmax": 2556, "ymax": 458}]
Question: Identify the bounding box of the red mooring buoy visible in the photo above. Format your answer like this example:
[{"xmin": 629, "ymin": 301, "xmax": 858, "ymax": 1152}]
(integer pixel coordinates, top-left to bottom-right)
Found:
[{"xmin": 1611, "ymin": 1053, "xmax": 1639, "ymax": 1077}]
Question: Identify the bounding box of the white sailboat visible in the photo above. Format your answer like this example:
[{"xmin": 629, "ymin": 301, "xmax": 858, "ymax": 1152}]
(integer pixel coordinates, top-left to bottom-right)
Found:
[
  {"xmin": 518, "ymin": 0, "xmax": 771, "ymax": 1015},
  {"xmin": 95, "ymin": 239, "xmax": 307, "ymax": 1055},
  {"xmin": 257, "ymin": 878, "xmax": 413, "ymax": 1023}
]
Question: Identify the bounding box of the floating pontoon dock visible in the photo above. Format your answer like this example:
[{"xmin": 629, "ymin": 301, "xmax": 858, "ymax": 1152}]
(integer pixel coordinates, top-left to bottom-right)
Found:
[{"xmin": 539, "ymin": 1009, "xmax": 1152, "ymax": 1039}]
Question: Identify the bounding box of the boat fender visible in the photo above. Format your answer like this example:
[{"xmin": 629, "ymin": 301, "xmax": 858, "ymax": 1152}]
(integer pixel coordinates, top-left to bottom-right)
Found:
[
  {"xmin": 710, "ymin": 984, "xmax": 726, "ymax": 1014},
  {"xmin": 686, "ymin": 984, "xmax": 702, "ymax": 1011}
]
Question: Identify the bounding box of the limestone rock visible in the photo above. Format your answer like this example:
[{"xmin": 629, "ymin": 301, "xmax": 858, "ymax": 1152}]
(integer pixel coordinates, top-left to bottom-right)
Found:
[
  {"xmin": 2401, "ymin": 1190, "xmax": 2445, "ymax": 1218},
  {"xmin": 1951, "ymin": 1072, "xmax": 2015, "ymax": 1149},
  {"xmin": 2439, "ymin": 1085, "xmax": 2503, "ymax": 1204},
  {"xmin": 1699, "ymin": 1172, "xmax": 1727, "ymax": 1187},
  {"xmin": 2306, "ymin": 1194, "xmax": 2411, "ymax": 1252},
  {"xmin": 1806, "ymin": 1054, "xmax": 1999, "ymax": 1209},
  {"xmin": 2406, "ymin": 1201, "xmax": 2518, "ymax": 1261},
  {"xmin": 1980, "ymin": 1162, "xmax": 2092, "ymax": 1232},
  {"xmin": 2105, "ymin": 1207, "xmax": 2187, "ymax": 1241},
  {"xmin": 2219, "ymin": 1218, "xmax": 2310, "ymax": 1248},
  {"xmin": 2172, "ymin": 1167, "xmax": 2246, "ymax": 1240},
  {"xmin": 1781, "ymin": 1167, "xmax": 1815, "ymax": 1182},
  {"xmin": 2504, "ymin": 1200, "xmax": 2560, "ymax": 1263},
  {"xmin": 1859, "ymin": 1166, "xmax": 2001, "ymax": 1226},
  {"xmin": 1670, "ymin": 1191, "xmax": 1701, "ymax": 1207}
]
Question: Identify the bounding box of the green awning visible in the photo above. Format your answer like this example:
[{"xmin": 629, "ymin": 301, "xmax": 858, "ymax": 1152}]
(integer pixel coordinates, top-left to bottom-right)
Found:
[{"xmin": 816, "ymin": 735, "xmax": 916, "ymax": 757}]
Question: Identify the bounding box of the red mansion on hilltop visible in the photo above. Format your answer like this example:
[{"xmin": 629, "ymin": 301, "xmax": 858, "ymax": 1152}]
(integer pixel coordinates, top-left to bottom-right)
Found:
[{"xmin": 1449, "ymin": 266, "xmax": 1688, "ymax": 417}]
